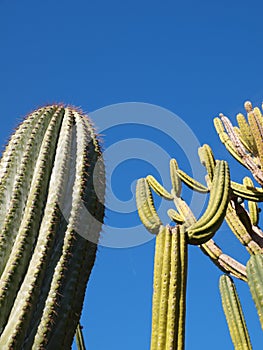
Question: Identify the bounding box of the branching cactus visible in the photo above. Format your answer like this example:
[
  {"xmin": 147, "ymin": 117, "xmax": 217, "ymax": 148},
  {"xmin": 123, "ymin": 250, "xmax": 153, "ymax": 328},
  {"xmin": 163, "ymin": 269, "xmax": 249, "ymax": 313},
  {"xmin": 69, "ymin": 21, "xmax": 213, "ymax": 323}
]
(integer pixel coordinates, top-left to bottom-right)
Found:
[
  {"xmin": 0, "ymin": 105, "xmax": 105, "ymax": 349},
  {"xmin": 136, "ymin": 101, "xmax": 263, "ymax": 350}
]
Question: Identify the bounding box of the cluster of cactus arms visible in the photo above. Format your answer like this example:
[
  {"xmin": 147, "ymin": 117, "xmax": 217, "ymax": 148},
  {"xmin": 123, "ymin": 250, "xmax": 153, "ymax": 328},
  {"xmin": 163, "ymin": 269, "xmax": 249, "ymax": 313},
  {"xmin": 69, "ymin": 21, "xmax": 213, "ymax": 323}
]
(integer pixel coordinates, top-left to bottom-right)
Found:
[
  {"xmin": 136, "ymin": 101, "xmax": 263, "ymax": 350},
  {"xmin": 0, "ymin": 105, "xmax": 105, "ymax": 349}
]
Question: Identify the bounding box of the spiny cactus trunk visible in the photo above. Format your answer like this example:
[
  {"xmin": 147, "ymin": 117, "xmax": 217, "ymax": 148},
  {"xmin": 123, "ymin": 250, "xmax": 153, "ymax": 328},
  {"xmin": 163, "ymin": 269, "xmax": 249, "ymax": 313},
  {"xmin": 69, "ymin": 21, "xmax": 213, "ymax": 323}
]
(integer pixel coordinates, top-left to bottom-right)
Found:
[
  {"xmin": 150, "ymin": 225, "xmax": 187, "ymax": 350},
  {"xmin": 0, "ymin": 105, "xmax": 105, "ymax": 349},
  {"xmin": 219, "ymin": 275, "xmax": 252, "ymax": 350}
]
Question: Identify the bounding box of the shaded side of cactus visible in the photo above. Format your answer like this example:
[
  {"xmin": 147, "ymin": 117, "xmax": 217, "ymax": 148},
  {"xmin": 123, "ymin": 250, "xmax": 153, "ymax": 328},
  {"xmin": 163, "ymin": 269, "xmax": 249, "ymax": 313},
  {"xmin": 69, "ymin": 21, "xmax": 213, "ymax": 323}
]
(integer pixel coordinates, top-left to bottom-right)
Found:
[
  {"xmin": 246, "ymin": 254, "xmax": 263, "ymax": 330},
  {"xmin": 0, "ymin": 105, "xmax": 105, "ymax": 349},
  {"xmin": 219, "ymin": 275, "xmax": 252, "ymax": 350}
]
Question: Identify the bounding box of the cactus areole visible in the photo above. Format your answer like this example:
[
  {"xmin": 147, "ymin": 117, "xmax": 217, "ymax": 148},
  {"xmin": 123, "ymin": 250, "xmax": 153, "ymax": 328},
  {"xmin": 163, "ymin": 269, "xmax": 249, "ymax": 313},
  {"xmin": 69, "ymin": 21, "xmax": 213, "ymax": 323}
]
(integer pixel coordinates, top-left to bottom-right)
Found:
[{"xmin": 0, "ymin": 105, "xmax": 105, "ymax": 349}]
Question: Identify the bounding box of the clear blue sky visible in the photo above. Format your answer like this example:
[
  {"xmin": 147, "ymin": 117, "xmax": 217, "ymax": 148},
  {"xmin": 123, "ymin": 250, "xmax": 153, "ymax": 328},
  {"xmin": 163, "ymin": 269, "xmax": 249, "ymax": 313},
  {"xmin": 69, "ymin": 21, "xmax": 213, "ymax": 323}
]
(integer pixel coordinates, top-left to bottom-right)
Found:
[{"xmin": 1, "ymin": 1, "xmax": 263, "ymax": 349}]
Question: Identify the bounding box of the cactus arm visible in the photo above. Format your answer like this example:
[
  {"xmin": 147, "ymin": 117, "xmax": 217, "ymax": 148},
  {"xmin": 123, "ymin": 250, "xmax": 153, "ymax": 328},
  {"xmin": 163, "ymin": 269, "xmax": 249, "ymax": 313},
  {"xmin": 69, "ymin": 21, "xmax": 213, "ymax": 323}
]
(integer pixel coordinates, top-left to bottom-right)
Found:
[
  {"xmin": 150, "ymin": 226, "xmax": 166, "ymax": 350},
  {"xmin": 214, "ymin": 117, "xmax": 244, "ymax": 166},
  {"xmin": 231, "ymin": 181, "xmax": 263, "ymax": 202},
  {"xmin": 187, "ymin": 161, "xmax": 230, "ymax": 245},
  {"xmin": 219, "ymin": 275, "xmax": 252, "ymax": 350},
  {"xmin": 247, "ymin": 109, "xmax": 263, "ymax": 167},
  {"xmin": 169, "ymin": 158, "xmax": 182, "ymax": 196},
  {"xmin": 136, "ymin": 178, "xmax": 162, "ymax": 234},
  {"xmin": 176, "ymin": 169, "xmax": 209, "ymax": 193},
  {"xmin": 246, "ymin": 254, "xmax": 263, "ymax": 330},
  {"xmin": 225, "ymin": 203, "xmax": 262, "ymax": 255},
  {"xmin": 167, "ymin": 208, "xmax": 184, "ymax": 224},
  {"xmin": 146, "ymin": 175, "xmax": 174, "ymax": 200},
  {"xmin": 243, "ymin": 177, "xmax": 259, "ymax": 226},
  {"xmin": 172, "ymin": 194, "xmax": 196, "ymax": 227},
  {"xmin": 200, "ymin": 240, "xmax": 247, "ymax": 282},
  {"xmin": 198, "ymin": 144, "xmax": 216, "ymax": 181},
  {"xmin": 236, "ymin": 113, "xmax": 258, "ymax": 156}
]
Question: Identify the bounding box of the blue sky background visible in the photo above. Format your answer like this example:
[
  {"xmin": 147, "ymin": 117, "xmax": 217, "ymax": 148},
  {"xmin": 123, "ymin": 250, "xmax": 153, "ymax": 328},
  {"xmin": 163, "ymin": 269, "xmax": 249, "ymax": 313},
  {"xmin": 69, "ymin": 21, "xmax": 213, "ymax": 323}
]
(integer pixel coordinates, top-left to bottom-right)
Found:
[{"xmin": 1, "ymin": 1, "xmax": 263, "ymax": 349}]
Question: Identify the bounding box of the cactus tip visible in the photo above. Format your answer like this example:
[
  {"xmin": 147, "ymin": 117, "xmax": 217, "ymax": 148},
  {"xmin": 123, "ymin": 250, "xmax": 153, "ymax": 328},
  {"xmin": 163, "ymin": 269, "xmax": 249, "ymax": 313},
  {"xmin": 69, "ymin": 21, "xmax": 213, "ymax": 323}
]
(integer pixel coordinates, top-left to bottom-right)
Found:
[{"xmin": 244, "ymin": 101, "xmax": 252, "ymax": 112}]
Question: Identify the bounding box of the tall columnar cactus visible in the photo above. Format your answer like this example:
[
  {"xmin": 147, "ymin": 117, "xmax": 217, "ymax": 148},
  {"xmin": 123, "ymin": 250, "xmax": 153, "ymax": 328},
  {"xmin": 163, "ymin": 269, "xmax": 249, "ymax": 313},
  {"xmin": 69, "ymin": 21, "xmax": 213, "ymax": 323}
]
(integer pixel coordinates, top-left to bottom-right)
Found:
[
  {"xmin": 136, "ymin": 159, "xmax": 235, "ymax": 349},
  {"xmin": 0, "ymin": 105, "xmax": 105, "ymax": 349},
  {"xmin": 246, "ymin": 254, "xmax": 263, "ymax": 330},
  {"xmin": 136, "ymin": 100, "xmax": 263, "ymax": 350},
  {"xmin": 219, "ymin": 275, "xmax": 252, "ymax": 350}
]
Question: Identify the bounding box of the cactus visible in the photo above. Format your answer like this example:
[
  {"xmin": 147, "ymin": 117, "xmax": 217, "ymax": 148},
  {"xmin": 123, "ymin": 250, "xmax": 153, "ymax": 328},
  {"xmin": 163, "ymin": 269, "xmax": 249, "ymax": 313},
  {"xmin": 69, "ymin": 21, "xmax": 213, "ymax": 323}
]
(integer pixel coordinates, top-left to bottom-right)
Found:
[
  {"xmin": 136, "ymin": 100, "xmax": 263, "ymax": 349},
  {"xmin": 0, "ymin": 105, "xmax": 105, "ymax": 349},
  {"xmin": 246, "ymin": 254, "xmax": 263, "ymax": 330},
  {"xmin": 219, "ymin": 275, "xmax": 252, "ymax": 350}
]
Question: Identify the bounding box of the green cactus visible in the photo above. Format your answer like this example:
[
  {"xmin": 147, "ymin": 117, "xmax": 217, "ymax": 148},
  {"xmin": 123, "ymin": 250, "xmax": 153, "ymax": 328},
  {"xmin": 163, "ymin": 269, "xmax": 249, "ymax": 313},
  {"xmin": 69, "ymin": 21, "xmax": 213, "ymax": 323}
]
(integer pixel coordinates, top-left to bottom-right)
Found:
[
  {"xmin": 150, "ymin": 225, "xmax": 187, "ymax": 350},
  {"xmin": 136, "ymin": 100, "xmax": 263, "ymax": 349},
  {"xmin": 219, "ymin": 275, "xmax": 252, "ymax": 350},
  {"xmin": 246, "ymin": 254, "xmax": 263, "ymax": 330},
  {"xmin": 0, "ymin": 105, "xmax": 105, "ymax": 349}
]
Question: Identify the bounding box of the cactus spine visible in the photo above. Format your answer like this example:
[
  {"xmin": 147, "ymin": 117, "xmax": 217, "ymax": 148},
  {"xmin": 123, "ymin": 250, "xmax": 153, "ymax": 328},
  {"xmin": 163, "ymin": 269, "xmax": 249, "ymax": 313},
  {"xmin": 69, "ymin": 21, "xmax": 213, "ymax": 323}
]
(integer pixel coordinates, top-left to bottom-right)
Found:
[{"xmin": 0, "ymin": 105, "xmax": 105, "ymax": 349}]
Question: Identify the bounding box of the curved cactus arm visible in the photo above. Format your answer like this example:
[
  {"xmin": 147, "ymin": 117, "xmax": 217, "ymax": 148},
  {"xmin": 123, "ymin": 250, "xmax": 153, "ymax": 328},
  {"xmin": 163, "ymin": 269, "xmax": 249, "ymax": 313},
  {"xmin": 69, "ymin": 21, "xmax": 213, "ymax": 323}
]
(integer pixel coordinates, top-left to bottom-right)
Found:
[
  {"xmin": 176, "ymin": 169, "xmax": 209, "ymax": 193},
  {"xmin": 75, "ymin": 323, "xmax": 86, "ymax": 350},
  {"xmin": 198, "ymin": 143, "xmax": 216, "ymax": 182},
  {"xmin": 200, "ymin": 240, "xmax": 247, "ymax": 282},
  {"xmin": 136, "ymin": 178, "xmax": 162, "ymax": 234},
  {"xmin": 246, "ymin": 254, "xmax": 263, "ymax": 330},
  {"xmin": 146, "ymin": 175, "xmax": 174, "ymax": 200},
  {"xmin": 170, "ymin": 158, "xmax": 182, "ymax": 196},
  {"xmin": 231, "ymin": 181, "xmax": 263, "ymax": 202},
  {"xmin": 187, "ymin": 160, "xmax": 230, "ymax": 245},
  {"xmin": 167, "ymin": 208, "xmax": 184, "ymax": 224},
  {"xmin": 219, "ymin": 275, "xmax": 252, "ymax": 350}
]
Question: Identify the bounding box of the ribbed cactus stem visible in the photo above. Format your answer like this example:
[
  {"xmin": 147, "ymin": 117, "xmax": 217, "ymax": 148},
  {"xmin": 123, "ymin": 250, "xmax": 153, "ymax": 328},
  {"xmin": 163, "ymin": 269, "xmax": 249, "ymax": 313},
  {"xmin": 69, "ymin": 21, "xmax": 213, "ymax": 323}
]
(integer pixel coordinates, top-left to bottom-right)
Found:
[
  {"xmin": 150, "ymin": 225, "xmax": 187, "ymax": 350},
  {"xmin": 246, "ymin": 254, "xmax": 263, "ymax": 330},
  {"xmin": 0, "ymin": 105, "xmax": 105, "ymax": 349},
  {"xmin": 219, "ymin": 275, "xmax": 252, "ymax": 350}
]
